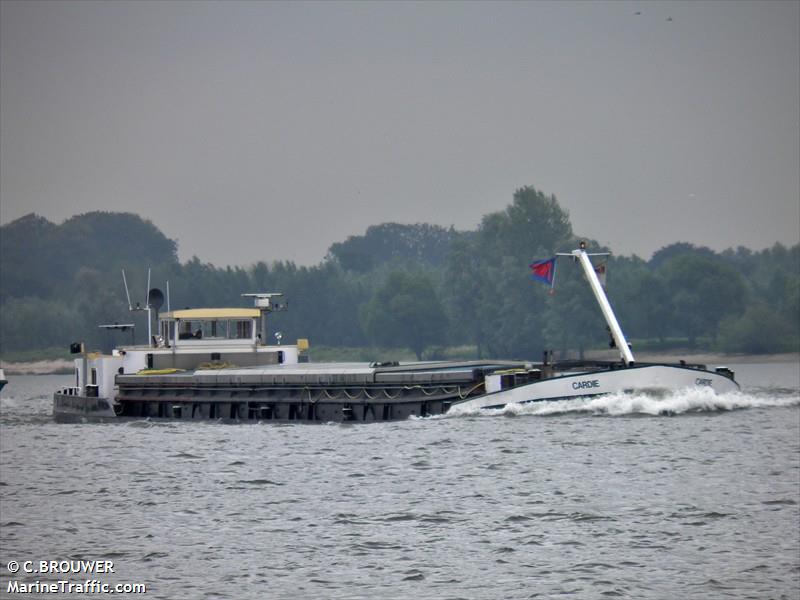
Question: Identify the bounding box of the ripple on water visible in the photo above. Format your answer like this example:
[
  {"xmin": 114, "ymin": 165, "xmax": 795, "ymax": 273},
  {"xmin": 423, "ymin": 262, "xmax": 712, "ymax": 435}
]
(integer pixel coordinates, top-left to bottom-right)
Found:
[{"xmin": 1, "ymin": 374, "xmax": 798, "ymax": 600}]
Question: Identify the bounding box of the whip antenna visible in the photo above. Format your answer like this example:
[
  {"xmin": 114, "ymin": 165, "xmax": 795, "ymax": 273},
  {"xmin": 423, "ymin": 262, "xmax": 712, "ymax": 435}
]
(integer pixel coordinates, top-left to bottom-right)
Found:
[{"xmin": 122, "ymin": 270, "xmax": 133, "ymax": 311}]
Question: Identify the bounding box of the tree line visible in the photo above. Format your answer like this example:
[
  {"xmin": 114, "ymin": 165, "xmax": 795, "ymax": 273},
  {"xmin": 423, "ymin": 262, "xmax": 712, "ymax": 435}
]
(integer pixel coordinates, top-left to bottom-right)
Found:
[{"xmin": 1, "ymin": 186, "xmax": 798, "ymax": 359}]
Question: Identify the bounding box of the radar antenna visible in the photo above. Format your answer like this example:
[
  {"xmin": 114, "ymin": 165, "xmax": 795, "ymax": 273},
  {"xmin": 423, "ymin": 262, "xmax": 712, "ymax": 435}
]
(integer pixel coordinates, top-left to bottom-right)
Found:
[
  {"xmin": 242, "ymin": 293, "xmax": 287, "ymax": 345},
  {"xmin": 121, "ymin": 269, "xmax": 167, "ymax": 346}
]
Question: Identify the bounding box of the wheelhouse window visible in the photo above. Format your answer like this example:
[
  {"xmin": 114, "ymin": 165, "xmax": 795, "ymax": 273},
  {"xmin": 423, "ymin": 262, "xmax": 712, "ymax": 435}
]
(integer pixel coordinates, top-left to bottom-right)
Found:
[
  {"xmin": 234, "ymin": 320, "xmax": 252, "ymax": 339},
  {"xmin": 175, "ymin": 319, "xmax": 253, "ymax": 340},
  {"xmin": 178, "ymin": 320, "xmax": 198, "ymax": 340},
  {"xmin": 197, "ymin": 319, "xmax": 228, "ymax": 339}
]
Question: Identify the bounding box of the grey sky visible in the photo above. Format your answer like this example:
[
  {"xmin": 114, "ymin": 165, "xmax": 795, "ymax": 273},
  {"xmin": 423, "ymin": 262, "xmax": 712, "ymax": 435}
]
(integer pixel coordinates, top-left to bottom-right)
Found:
[{"xmin": 1, "ymin": 1, "xmax": 798, "ymax": 266}]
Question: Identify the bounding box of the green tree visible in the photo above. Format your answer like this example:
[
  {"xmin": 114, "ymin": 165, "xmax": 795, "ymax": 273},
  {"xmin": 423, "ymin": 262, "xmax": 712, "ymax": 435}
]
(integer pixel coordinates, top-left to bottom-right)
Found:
[
  {"xmin": 442, "ymin": 234, "xmax": 487, "ymax": 356},
  {"xmin": 717, "ymin": 304, "xmax": 797, "ymax": 354},
  {"xmin": 442, "ymin": 186, "xmax": 574, "ymax": 358},
  {"xmin": 328, "ymin": 223, "xmax": 465, "ymax": 272},
  {"xmin": 0, "ymin": 212, "xmax": 178, "ymax": 304},
  {"xmin": 360, "ymin": 270, "xmax": 447, "ymax": 359},
  {"xmin": 649, "ymin": 242, "xmax": 716, "ymax": 270},
  {"xmin": 0, "ymin": 297, "xmax": 81, "ymax": 352},
  {"xmin": 660, "ymin": 254, "xmax": 748, "ymax": 346},
  {"xmin": 0, "ymin": 214, "xmax": 57, "ymax": 302},
  {"xmin": 3, "ymin": 204, "xmax": 798, "ymax": 360}
]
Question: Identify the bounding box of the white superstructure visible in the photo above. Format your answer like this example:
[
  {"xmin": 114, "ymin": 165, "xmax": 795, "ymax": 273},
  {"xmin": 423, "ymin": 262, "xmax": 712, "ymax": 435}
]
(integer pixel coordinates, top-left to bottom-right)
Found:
[{"xmin": 55, "ymin": 293, "xmax": 307, "ymax": 418}]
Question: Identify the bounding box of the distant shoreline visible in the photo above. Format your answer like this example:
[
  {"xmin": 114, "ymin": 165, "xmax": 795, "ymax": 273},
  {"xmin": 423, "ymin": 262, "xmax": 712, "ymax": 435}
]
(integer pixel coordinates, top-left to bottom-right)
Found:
[
  {"xmin": 1, "ymin": 352, "xmax": 798, "ymax": 376},
  {"xmin": 0, "ymin": 360, "xmax": 74, "ymax": 375},
  {"xmin": 585, "ymin": 351, "xmax": 800, "ymax": 366}
]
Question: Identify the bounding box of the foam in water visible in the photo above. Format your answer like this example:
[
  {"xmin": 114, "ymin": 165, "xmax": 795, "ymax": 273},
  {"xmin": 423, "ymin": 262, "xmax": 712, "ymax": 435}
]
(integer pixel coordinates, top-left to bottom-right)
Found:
[{"xmin": 445, "ymin": 387, "xmax": 800, "ymax": 418}]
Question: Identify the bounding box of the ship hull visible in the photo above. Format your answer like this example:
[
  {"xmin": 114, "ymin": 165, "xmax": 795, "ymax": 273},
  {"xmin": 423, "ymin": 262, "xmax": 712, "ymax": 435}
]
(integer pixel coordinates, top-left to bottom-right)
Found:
[
  {"xmin": 53, "ymin": 363, "xmax": 739, "ymax": 423},
  {"xmin": 450, "ymin": 364, "xmax": 740, "ymax": 412},
  {"xmin": 53, "ymin": 391, "xmax": 117, "ymax": 422},
  {"xmin": 53, "ymin": 390, "xmax": 461, "ymax": 423}
]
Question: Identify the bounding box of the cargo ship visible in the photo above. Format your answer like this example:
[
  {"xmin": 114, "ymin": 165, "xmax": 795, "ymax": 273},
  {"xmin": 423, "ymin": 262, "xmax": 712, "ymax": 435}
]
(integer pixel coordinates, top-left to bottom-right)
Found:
[{"xmin": 53, "ymin": 245, "xmax": 739, "ymax": 422}]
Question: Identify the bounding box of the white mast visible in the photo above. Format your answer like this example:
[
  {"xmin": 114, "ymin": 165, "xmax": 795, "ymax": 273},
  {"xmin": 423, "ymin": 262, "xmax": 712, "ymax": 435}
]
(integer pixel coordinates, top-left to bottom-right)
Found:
[
  {"xmin": 568, "ymin": 243, "xmax": 635, "ymax": 366},
  {"xmin": 122, "ymin": 270, "xmax": 133, "ymax": 310},
  {"xmin": 121, "ymin": 268, "xmax": 156, "ymax": 345},
  {"xmin": 145, "ymin": 268, "xmax": 152, "ymax": 343}
]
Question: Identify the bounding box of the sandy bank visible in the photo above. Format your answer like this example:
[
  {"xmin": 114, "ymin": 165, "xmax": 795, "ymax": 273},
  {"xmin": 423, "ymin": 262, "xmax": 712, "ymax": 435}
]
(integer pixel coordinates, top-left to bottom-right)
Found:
[
  {"xmin": 584, "ymin": 351, "xmax": 799, "ymax": 365},
  {"xmin": 0, "ymin": 359, "xmax": 74, "ymax": 375}
]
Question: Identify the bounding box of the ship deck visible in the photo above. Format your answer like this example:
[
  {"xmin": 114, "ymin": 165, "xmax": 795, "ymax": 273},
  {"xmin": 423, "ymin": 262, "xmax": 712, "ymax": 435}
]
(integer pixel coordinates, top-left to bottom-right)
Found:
[{"xmin": 116, "ymin": 359, "xmax": 531, "ymax": 387}]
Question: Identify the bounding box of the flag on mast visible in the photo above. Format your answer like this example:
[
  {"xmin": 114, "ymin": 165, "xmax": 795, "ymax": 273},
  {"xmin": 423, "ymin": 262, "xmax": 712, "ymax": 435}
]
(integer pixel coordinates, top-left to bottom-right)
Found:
[
  {"xmin": 529, "ymin": 257, "xmax": 557, "ymax": 287},
  {"xmin": 594, "ymin": 262, "xmax": 607, "ymax": 288}
]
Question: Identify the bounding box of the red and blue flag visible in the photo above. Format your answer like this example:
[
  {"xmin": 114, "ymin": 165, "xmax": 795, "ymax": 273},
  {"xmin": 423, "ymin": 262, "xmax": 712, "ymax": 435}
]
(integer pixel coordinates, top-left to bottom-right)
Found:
[{"xmin": 529, "ymin": 257, "xmax": 556, "ymax": 287}]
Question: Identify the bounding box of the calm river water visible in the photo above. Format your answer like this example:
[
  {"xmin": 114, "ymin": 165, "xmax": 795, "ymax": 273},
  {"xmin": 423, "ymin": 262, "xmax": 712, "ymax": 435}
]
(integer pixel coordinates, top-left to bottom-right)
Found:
[{"xmin": 1, "ymin": 362, "xmax": 798, "ymax": 599}]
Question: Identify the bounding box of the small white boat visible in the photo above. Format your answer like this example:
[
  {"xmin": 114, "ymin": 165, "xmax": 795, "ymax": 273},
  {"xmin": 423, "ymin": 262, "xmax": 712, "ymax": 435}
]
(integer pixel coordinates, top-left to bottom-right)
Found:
[{"xmin": 0, "ymin": 368, "xmax": 7, "ymax": 392}]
